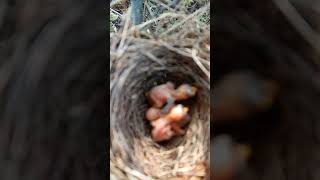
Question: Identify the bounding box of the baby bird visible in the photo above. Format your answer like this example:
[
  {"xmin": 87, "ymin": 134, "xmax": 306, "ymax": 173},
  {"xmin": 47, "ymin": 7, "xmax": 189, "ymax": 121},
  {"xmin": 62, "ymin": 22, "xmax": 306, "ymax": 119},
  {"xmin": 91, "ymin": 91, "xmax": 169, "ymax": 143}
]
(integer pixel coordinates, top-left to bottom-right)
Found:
[
  {"xmin": 211, "ymin": 135, "xmax": 251, "ymax": 180},
  {"xmin": 165, "ymin": 104, "xmax": 189, "ymax": 123},
  {"xmin": 151, "ymin": 104, "xmax": 189, "ymax": 142},
  {"xmin": 146, "ymin": 82, "xmax": 197, "ymax": 113},
  {"xmin": 162, "ymin": 83, "xmax": 197, "ymax": 113},
  {"xmin": 145, "ymin": 107, "xmax": 162, "ymax": 121},
  {"xmin": 166, "ymin": 104, "xmax": 190, "ymax": 135},
  {"xmin": 145, "ymin": 102, "xmax": 177, "ymax": 121},
  {"xmin": 212, "ymin": 71, "xmax": 278, "ymax": 123},
  {"xmin": 146, "ymin": 82, "xmax": 176, "ymax": 109},
  {"xmin": 151, "ymin": 117, "xmax": 175, "ymax": 142},
  {"xmin": 174, "ymin": 84, "xmax": 198, "ymax": 101}
]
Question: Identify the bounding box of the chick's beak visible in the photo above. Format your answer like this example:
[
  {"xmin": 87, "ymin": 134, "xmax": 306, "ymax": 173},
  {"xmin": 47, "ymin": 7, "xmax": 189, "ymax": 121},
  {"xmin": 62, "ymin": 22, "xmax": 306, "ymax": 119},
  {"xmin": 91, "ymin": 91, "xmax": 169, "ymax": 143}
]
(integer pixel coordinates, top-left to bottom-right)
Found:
[{"xmin": 191, "ymin": 86, "xmax": 197, "ymax": 96}]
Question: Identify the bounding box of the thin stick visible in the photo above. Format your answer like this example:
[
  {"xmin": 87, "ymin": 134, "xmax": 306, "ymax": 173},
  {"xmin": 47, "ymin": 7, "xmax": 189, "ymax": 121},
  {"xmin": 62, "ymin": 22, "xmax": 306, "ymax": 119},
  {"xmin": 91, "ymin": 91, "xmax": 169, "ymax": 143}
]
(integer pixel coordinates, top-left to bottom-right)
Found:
[
  {"xmin": 110, "ymin": 8, "xmax": 123, "ymax": 17},
  {"xmin": 129, "ymin": 12, "xmax": 185, "ymax": 32},
  {"xmin": 118, "ymin": 8, "xmax": 131, "ymax": 53},
  {"xmin": 192, "ymin": 49, "xmax": 210, "ymax": 79}
]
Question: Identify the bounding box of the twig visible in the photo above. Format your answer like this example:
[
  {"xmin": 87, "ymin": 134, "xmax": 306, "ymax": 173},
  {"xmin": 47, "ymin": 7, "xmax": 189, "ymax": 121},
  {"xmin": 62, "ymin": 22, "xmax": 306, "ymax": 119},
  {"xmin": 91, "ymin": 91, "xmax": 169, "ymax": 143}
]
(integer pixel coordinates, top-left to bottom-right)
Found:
[
  {"xmin": 129, "ymin": 12, "xmax": 185, "ymax": 32},
  {"xmin": 110, "ymin": 8, "xmax": 123, "ymax": 17},
  {"xmin": 118, "ymin": 7, "xmax": 131, "ymax": 53},
  {"xmin": 192, "ymin": 49, "xmax": 210, "ymax": 79}
]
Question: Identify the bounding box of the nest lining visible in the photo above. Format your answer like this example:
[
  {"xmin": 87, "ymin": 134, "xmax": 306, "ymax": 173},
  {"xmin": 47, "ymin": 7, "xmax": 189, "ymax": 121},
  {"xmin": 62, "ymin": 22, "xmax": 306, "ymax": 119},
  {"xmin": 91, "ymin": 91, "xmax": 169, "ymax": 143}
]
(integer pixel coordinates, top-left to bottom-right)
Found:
[{"xmin": 110, "ymin": 45, "xmax": 210, "ymax": 179}]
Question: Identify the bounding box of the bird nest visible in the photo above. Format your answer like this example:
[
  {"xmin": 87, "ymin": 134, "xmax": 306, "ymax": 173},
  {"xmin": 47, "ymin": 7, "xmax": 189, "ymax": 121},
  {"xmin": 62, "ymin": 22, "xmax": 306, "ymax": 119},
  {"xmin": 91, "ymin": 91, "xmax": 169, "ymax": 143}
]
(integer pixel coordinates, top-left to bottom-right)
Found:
[{"xmin": 110, "ymin": 14, "xmax": 210, "ymax": 179}]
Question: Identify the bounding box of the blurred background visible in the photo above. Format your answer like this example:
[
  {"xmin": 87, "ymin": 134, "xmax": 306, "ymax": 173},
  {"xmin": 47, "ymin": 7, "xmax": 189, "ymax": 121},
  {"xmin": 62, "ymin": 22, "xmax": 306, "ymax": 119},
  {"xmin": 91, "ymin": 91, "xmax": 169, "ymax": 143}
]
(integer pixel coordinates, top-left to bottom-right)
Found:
[
  {"xmin": 213, "ymin": 0, "xmax": 320, "ymax": 180},
  {"xmin": 0, "ymin": 0, "xmax": 107, "ymax": 179}
]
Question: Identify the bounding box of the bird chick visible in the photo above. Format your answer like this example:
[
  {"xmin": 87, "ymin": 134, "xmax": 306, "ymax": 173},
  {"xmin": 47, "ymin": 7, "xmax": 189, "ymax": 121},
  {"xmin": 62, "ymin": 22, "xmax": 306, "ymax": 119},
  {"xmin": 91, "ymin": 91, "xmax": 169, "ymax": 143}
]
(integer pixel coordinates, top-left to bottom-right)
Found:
[
  {"xmin": 145, "ymin": 102, "xmax": 177, "ymax": 121},
  {"xmin": 151, "ymin": 104, "xmax": 190, "ymax": 142},
  {"xmin": 212, "ymin": 71, "xmax": 278, "ymax": 123},
  {"xmin": 161, "ymin": 83, "xmax": 197, "ymax": 113},
  {"xmin": 145, "ymin": 107, "xmax": 162, "ymax": 121},
  {"xmin": 146, "ymin": 82, "xmax": 197, "ymax": 114},
  {"xmin": 174, "ymin": 84, "xmax": 198, "ymax": 101},
  {"xmin": 211, "ymin": 135, "xmax": 252, "ymax": 180},
  {"xmin": 166, "ymin": 104, "xmax": 189, "ymax": 123},
  {"xmin": 167, "ymin": 104, "xmax": 190, "ymax": 135},
  {"xmin": 151, "ymin": 117, "xmax": 174, "ymax": 142},
  {"xmin": 146, "ymin": 82, "xmax": 176, "ymax": 109}
]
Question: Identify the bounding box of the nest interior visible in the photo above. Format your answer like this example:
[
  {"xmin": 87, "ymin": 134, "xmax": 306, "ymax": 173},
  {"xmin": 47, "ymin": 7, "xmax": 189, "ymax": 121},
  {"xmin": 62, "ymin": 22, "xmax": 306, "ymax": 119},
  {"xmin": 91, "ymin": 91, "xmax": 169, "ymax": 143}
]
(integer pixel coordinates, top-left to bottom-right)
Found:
[{"xmin": 110, "ymin": 47, "xmax": 210, "ymax": 179}]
